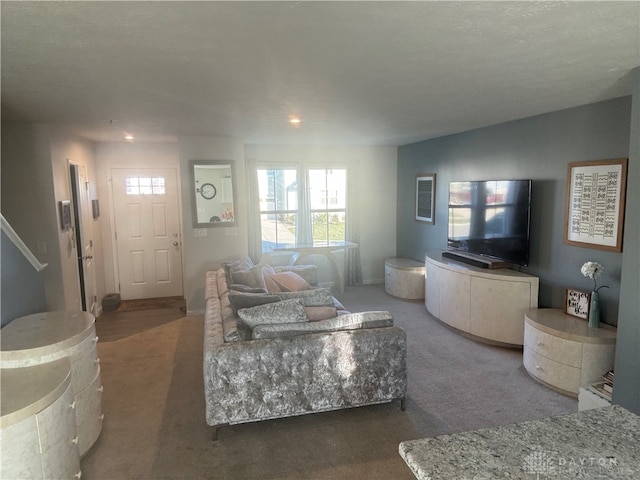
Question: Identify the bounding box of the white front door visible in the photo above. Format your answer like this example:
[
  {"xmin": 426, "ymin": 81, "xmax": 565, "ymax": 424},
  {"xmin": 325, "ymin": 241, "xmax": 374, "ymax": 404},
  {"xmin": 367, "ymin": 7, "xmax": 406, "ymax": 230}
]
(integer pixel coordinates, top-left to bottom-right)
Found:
[{"xmin": 111, "ymin": 168, "xmax": 183, "ymax": 300}]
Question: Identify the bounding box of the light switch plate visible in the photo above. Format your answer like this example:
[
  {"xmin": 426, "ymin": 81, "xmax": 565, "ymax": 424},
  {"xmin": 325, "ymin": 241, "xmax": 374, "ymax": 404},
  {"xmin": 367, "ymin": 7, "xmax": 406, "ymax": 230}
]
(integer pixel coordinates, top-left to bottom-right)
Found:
[{"xmin": 194, "ymin": 228, "xmax": 207, "ymax": 237}]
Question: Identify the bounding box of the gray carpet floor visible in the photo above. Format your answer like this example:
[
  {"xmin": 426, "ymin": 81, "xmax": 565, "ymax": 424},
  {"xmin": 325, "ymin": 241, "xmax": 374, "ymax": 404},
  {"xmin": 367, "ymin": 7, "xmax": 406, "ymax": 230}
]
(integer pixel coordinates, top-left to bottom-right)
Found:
[{"xmin": 80, "ymin": 285, "xmax": 576, "ymax": 480}]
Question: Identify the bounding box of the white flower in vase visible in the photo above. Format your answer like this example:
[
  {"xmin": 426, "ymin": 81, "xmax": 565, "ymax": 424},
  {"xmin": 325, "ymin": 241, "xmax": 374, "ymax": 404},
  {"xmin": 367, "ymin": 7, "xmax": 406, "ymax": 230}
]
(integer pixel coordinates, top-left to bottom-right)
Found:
[{"xmin": 580, "ymin": 261, "xmax": 609, "ymax": 292}]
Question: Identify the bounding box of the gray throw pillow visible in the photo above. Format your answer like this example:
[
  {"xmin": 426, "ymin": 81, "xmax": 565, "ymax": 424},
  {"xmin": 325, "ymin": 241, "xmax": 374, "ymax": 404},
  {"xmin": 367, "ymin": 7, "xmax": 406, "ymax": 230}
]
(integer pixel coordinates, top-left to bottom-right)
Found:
[
  {"xmin": 276, "ymin": 288, "xmax": 334, "ymax": 306},
  {"xmin": 238, "ymin": 298, "xmax": 308, "ymax": 329},
  {"xmin": 230, "ymin": 265, "xmax": 267, "ymax": 290},
  {"xmin": 251, "ymin": 310, "xmax": 394, "ymax": 339},
  {"xmin": 222, "ymin": 257, "xmax": 253, "ymax": 278},
  {"xmin": 228, "ymin": 291, "xmax": 281, "ymax": 311},
  {"xmin": 228, "ymin": 284, "xmax": 268, "ymax": 294}
]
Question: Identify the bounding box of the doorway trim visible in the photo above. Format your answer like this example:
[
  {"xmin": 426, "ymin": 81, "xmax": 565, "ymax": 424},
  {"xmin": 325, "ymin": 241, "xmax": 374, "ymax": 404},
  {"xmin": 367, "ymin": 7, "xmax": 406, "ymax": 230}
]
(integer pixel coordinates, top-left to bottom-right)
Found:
[{"xmin": 68, "ymin": 161, "xmax": 98, "ymax": 315}]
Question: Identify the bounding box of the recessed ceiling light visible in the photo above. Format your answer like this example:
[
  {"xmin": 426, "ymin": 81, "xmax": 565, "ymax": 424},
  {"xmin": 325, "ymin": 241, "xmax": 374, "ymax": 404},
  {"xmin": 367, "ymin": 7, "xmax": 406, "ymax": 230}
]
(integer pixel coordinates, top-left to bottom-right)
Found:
[
  {"xmin": 124, "ymin": 133, "xmax": 135, "ymax": 141},
  {"xmin": 288, "ymin": 116, "xmax": 302, "ymax": 126}
]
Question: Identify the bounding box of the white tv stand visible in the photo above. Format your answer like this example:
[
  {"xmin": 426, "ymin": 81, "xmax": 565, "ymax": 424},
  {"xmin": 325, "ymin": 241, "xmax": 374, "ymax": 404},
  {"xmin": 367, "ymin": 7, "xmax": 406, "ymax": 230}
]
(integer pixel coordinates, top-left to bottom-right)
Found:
[{"xmin": 425, "ymin": 251, "xmax": 539, "ymax": 346}]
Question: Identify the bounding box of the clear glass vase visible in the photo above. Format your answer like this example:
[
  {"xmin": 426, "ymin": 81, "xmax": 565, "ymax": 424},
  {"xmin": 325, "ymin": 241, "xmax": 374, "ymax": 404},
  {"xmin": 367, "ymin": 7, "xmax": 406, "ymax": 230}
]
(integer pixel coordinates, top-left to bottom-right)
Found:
[{"xmin": 589, "ymin": 291, "xmax": 600, "ymax": 328}]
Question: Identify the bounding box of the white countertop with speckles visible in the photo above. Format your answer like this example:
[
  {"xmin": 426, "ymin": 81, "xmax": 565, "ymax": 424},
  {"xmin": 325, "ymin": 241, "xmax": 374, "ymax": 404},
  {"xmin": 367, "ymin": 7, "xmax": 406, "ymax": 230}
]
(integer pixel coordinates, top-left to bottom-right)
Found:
[{"xmin": 399, "ymin": 405, "xmax": 639, "ymax": 479}]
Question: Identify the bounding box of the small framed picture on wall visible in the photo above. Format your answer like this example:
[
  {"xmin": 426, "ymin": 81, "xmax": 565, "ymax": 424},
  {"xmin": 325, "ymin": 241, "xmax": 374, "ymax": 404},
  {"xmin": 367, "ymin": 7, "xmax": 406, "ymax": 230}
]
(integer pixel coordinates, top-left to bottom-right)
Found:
[
  {"xmin": 59, "ymin": 200, "xmax": 72, "ymax": 231},
  {"xmin": 564, "ymin": 288, "xmax": 591, "ymax": 320},
  {"xmin": 415, "ymin": 173, "xmax": 436, "ymax": 224}
]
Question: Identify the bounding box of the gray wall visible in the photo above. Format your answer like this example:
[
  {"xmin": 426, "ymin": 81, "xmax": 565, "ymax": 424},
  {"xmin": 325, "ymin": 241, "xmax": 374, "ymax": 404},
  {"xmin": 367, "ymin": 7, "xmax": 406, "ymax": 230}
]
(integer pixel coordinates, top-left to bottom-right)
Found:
[
  {"xmin": 613, "ymin": 68, "xmax": 639, "ymax": 413},
  {"xmin": 397, "ymin": 97, "xmax": 631, "ymax": 327},
  {"xmin": 1, "ymin": 123, "xmax": 64, "ymax": 311},
  {"xmin": 1, "ymin": 230, "xmax": 47, "ymax": 326},
  {"xmin": 398, "ymin": 95, "xmax": 639, "ymax": 414},
  {"xmin": 2, "ymin": 124, "xmax": 104, "ymax": 315}
]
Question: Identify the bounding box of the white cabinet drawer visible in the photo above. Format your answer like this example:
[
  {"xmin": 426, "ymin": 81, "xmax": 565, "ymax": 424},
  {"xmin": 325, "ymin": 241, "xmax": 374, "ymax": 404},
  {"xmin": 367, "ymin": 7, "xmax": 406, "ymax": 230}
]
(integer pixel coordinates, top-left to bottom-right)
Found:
[
  {"xmin": 524, "ymin": 346, "xmax": 581, "ymax": 394},
  {"xmin": 0, "ymin": 417, "xmax": 42, "ymax": 480},
  {"xmin": 40, "ymin": 434, "xmax": 81, "ymax": 480},
  {"xmin": 69, "ymin": 330, "xmax": 100, "ymax": 394},
  {"xmin": 524, "ymin": 323, "xmax": 582, "ymax": 367},
  {"xmin": 78, "ymin": 407, "xmax": 105, "ymax": 457},
  {"xmin": 75, "ymin": 368, "xmax": 104, "ymax": 456},
  {"xmin": 36, "ymin": 380, "xmax": 77, "ymax": 450},
  {"xmin": 438, "ymin": 268, "xmax": 470, "ymax": 332}
]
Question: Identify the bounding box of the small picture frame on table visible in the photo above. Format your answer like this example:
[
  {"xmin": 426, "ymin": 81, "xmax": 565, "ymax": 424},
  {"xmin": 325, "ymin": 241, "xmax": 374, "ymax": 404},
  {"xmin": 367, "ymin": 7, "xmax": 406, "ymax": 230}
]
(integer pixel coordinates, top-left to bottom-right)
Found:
[{"xmin": 564, "ymin": 288, "xmax": 591, "ymax": 320}]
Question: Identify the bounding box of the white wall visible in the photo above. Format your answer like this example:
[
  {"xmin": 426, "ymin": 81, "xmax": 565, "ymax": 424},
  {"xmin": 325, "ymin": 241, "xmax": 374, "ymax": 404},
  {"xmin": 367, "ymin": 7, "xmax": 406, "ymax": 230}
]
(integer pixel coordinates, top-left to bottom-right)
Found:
[
  {"xmin": 179, "ymin": 137, "xmax": 248, "ymax": 313},
  {"xmin": 93, "ymin": 140, "xmax": 396, "ymax": 312},
  {"xmin": 49, "ymin": 129, "xmax": 101, "ymax": 312},
  {"xmin": 244, "ymin": 144, "xmax": 398, "ymax": 284},
  {"xmin": 95, "ymin": 142, "xmax": 181, "ymax": 295}
]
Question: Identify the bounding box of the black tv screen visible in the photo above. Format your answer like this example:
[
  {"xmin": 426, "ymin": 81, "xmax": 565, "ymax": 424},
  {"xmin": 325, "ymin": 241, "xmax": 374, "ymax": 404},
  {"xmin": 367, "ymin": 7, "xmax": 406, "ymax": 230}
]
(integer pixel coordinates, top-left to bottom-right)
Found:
[{"xmin": 448, "ymin": 179, "xmax": 532, "ymax": 266}]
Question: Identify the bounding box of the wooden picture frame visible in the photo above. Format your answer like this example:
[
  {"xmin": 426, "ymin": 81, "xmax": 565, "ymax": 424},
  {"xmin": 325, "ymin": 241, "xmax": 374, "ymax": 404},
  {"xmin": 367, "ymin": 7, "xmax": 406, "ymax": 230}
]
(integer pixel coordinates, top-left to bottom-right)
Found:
[
  {"xmin": 415, "ymin": 174, "xmax": 436, "ymax": 224},
  {"xmin": 564, "ymin": 288, "xmax": 591, "ymax": 320},
  {"xmin": 564, "ymin": 158, "xmax": 628, "ymax": 252}
]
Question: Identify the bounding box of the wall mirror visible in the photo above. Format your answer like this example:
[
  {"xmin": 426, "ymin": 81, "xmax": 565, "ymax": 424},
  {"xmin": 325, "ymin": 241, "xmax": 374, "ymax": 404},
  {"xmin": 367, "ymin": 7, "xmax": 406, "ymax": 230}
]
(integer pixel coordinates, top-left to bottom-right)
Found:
[{"xmin": 190, "ymin": 160, "xmax": 237, "ymax": 228}]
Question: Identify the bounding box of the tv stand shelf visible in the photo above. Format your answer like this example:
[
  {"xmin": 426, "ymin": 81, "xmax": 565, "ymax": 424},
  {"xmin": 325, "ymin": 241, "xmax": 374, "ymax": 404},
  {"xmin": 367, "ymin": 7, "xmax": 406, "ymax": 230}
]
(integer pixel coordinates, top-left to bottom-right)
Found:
[{"xmin": 425, "ymin": 251, "xmax": 539, "ymax": 346}]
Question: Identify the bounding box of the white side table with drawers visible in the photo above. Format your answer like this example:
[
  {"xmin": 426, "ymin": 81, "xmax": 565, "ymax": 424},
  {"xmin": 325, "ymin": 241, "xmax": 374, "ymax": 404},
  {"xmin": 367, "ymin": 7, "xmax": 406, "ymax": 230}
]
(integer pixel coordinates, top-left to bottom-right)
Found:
[
  {"xmin": 1, "ymin": 311, "xmax": 104, "ymax": 456},
  {"xmin": 523, "ymin": 308, "xmax": 616, "ymax": 398},
  {"xmin": 0, "ymin": 359, "xmax": 82, "ymax": 479}
]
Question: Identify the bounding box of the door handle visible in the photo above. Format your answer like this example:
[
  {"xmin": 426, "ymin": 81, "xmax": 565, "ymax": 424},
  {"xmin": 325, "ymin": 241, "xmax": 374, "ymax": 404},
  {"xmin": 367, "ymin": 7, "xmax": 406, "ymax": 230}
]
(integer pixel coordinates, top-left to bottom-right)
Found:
[{"xmin": 173, "ymin": 241, "xmax": 179, "ymax": 247}]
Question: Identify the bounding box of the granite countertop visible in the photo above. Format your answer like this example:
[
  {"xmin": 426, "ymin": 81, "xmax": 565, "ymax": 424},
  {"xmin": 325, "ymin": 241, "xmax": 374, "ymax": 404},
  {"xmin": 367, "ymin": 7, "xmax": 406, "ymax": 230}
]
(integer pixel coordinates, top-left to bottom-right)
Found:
[{"xmin": 399, "ymin": 405, "xmax": 639, "ymax": 479}]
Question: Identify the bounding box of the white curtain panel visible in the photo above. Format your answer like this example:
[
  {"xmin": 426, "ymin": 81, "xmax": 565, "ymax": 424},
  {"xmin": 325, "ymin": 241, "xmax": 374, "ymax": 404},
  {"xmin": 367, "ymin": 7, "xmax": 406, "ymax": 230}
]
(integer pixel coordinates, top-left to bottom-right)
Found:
[
  {"xmin": 246, "ymin": 158, "xmax": 264, "ymax": 264},
  {"xmin": 346, "ymin": 163, "xmax": 363, "ymax": 286}
]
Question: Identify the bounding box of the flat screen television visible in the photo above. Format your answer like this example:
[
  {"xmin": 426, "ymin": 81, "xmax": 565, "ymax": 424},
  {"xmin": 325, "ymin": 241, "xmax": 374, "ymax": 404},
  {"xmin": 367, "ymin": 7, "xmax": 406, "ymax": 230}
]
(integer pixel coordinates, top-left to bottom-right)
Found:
[{"xmin": 447, "ymin": 179, "xmax": 532, "ymax": 266}]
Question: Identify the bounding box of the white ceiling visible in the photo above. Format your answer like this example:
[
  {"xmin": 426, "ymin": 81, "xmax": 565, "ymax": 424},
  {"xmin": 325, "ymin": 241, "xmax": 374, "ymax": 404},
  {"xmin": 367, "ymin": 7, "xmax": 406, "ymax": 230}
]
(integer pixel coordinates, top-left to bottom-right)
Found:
[{"xmin": 1, "ymin": 1, "xmax": 639, "ymax": 146}]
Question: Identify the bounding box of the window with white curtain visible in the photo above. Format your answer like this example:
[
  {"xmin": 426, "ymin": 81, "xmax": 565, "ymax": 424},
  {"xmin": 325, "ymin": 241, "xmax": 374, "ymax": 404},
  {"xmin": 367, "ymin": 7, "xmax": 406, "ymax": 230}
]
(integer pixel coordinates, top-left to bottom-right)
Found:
[{"xmin": 257, "ymin": 167, "xmax": 347, "ymax": 251}]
